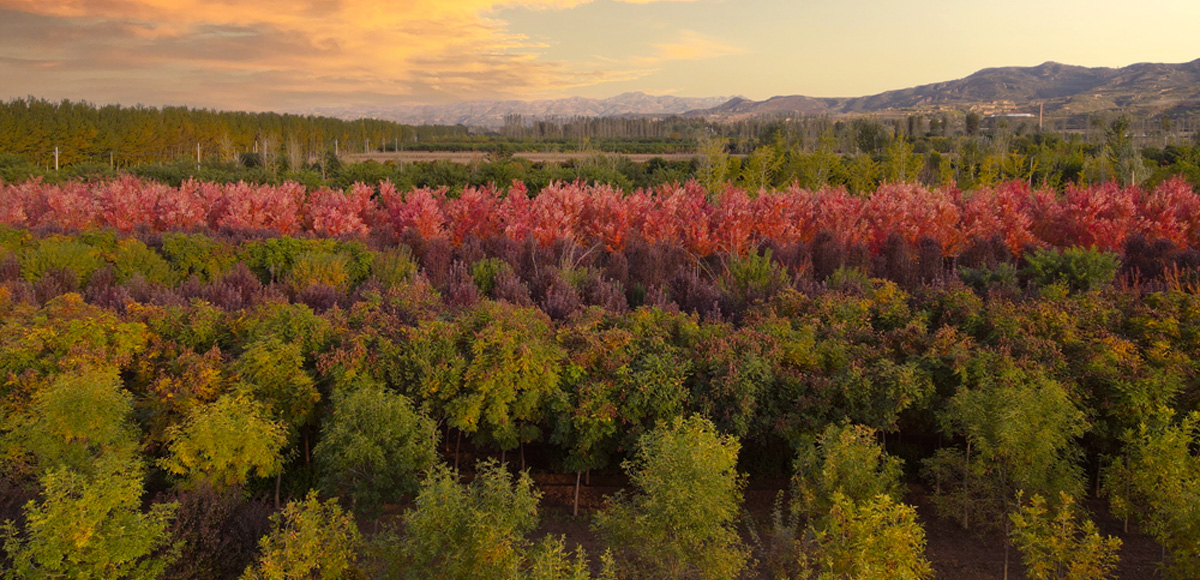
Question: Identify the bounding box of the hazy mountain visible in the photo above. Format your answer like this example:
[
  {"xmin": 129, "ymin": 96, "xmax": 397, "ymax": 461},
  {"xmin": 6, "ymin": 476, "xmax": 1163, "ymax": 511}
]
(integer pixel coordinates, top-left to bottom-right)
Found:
[
  {"xmin": 691, "ymin": 59, "xmax": 1200, "ymax": 119},
  {"xmin": 301, "ymin": 92, "xmax": 733, "ymax": 128},
  {"xmin": 299, "ymin": 60, "xmax": 1200, "ymax": 127}
]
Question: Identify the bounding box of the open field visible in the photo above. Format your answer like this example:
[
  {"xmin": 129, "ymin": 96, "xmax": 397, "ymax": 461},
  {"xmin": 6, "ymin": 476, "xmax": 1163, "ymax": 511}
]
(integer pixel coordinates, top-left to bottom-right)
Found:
[{"xmin": 341, "ymin": 150, "xmax": 702, "ymax": 164}]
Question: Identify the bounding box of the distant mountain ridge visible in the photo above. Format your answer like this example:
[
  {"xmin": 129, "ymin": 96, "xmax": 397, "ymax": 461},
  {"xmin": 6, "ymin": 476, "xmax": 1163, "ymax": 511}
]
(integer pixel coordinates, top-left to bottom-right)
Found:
[
  {"xmin": 689, "ymin": 59, "xmax": 1200, "ymax": 119},
  {"xmin": 302, "ymin": 92, "xmax": 734, "ymax": 128},
  {"xmin": 299, "ymin": 60, "xmax": 1200, "ymax": 126}
]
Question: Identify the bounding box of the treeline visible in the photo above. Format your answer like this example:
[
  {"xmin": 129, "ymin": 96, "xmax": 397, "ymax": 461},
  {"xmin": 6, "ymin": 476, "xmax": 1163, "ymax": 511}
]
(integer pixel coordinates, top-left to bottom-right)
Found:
[
  {"xmin": 6, "ymin": 98, "xmax": 1200, "ymax": 197},
  {"xmin": 0, "ymin": 97, "xmax": 466, "ymax": 169},
  {"xmin": 5, "ymin": 130, "xmax": 1200, "ymax": 198}
]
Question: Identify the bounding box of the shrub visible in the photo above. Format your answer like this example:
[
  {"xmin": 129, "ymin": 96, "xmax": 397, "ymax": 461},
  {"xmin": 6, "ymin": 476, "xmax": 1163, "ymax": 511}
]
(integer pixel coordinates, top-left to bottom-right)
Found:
[
  {"xmin": 371, "ymin": 246, "xmax": 417, "ymax": 289},
  {"xmin": 1024, "ymin": 247, "xmax": 1120, "ymax": 293},
  {"xmin": 111, "ymin": 238, "xmax": 176, "ymax": 285},
  {"xmin": 19, "ymin": 236, "xmax": 104, "ymax": 284},
  {"xmin": 161, "ymin": 233, "xmax": 237, "ymax": 282},
  {"xmin": 288, "ymin": 250, "xmax": 352, "ymax": 292}
]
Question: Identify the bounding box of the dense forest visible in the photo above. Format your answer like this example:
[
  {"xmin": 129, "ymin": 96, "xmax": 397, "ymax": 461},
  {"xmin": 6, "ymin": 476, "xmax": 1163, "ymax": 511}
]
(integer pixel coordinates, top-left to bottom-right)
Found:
[{"xmin": 1, "ymin": 169, "xmax": 1200, "ymax": 578}]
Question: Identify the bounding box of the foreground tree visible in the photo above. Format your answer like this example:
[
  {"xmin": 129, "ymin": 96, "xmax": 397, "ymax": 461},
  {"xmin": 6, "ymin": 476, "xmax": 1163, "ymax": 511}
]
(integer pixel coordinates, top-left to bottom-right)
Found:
[
  {"xmin": 1104, "ymin": 410, "xmax": 1200, "ymax": 579},
  {"xmin": 808, "ymin": 492, "xmax": 933, "ymax": 580},
  {"xmin": 5, "ymin": 367, "xmax": 138, "ymax": 476},
  {"xmin": 241, "ymin": 491, "xmax": 361, "ymax": 580},
  {"xmin": 402, "ymin": 301, "xmax": 563, "ymax": 459},
  {"xmin": 923, "ymin": 351, "xmax": 1087, "ymax": 533},
  {"xmin": 160, "ymin": 394, "xmax": 287, "ymax": 490},
  {"xmin": 595, "ymin": 415, "xmax": 749, "ymax": 580},
  {"xmin": 2, "ymin": 455, "xmax": 178, "ymax": 580},
  {"xmin": 390, "ymin": 459, "xmax": 559, "ymax": 580},
  {"xmin": 1009, "ymin": 492, "xmax": 1121, "ymax": 580},
  {"xmin": 792, "ymin": 423, "xmax": 904, "ymax": 523},
  {"xmin": 314, "ymin": 381, "xmax": 439, "ymax": 517}
]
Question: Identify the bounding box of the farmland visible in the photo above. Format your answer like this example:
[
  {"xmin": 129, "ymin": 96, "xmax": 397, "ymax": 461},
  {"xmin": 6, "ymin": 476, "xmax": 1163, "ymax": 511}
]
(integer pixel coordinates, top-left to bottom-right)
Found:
[{"xmin": 1, "ymin": 172, "xmax": 1199, "ymax": 578}]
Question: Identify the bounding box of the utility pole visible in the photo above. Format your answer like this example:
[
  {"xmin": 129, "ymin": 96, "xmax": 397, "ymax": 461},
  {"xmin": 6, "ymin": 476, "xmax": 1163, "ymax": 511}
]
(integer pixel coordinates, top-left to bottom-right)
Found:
[
  {"xmin": 196, "ymin": 143, "xmax": 201, "ymax": 168},
  {"xmin": 54, "ymin": 147, "xmax": 59, "ymax": 171}
]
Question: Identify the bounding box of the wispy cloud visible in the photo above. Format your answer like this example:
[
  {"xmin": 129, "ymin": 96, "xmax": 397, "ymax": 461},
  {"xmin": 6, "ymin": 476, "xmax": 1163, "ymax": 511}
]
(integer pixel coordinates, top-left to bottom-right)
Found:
[{"xmin": 632, "ymin": 29, "xmax": 746, "ymax": 66}]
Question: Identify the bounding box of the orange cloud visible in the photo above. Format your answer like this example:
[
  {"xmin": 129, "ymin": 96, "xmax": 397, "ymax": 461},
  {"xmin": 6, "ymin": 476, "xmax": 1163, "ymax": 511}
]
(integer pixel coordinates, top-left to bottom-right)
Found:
[{"xmin": 0, "ymin": 0, "xmax": 648, "ymax": 109}]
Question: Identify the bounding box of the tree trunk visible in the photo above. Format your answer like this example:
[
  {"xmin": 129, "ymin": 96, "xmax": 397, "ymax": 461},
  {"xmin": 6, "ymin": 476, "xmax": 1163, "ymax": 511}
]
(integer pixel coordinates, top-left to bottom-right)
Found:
[
  {"xmin": 520, "ymin": 442, "xmax": 526, "ymax": 471},
  {"xmin": 963, "ymin": 440, "xmax": 971, "ymax": 530},
  {"xmin": 574, "ymin": 471, "xmax": 581, "ymax": 517},
  {"xmin": 1003, "ymin": 539, "xmax": 1009, "ymax": 580},
  {"xmin": 454, "ymin": 430, "xmax": 461, "ymax": 471},
  {"xmin": 275, "ymin": 472, "xmax": 282, "ymax": 510}
]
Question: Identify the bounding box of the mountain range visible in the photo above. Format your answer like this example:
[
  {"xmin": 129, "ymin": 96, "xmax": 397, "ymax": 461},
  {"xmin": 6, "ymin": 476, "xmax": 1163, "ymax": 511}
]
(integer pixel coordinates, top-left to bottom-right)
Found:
[
  {"xmin": 300, "ymin": 59, "xmax": 1200, "ymax": 127},
  {"xmin": 301, "ymin": 93, "xmax": 732, "ymax": 128},
  {"xmin": 697, "ymin": 59, "xmax": 1200, "ymax": 120}
]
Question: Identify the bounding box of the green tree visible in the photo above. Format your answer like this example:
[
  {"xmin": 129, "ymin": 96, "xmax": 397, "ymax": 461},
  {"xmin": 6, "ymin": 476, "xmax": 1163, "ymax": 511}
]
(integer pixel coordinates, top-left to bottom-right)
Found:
[
  {"xmin": 845, "ymin": 154, "xmax": 880, "ymax": 195},
  {"xmin": 882, "ymin": 139, "xmax": 923, "ymax": 183},
  {"xmin": 5, "ymin": 367, "xmax": 138, "ymax": 476},
  {"xmin": 397, "ymin": 460, "xmax": 541, "ymax": 580},
  {"xmin": 404, "ymin": 301, "xmax": 563, "ymax": 455},
  {"xmin": 2, "ymin": 455, "xmax": 178, "ymax": 580},
  {"xmin": 314, "ymin": 381, "xmax": 439, "ymax": 517},
  {"xmin": 1009, "ymin": 492, "xmax": 1121, "ymax": 580},
  {"xmin": 242, "ymin": 491, "xmax": 361, "ymax": 580},
  {"xmin": 923, "ymin": 351, "xmax": 1087, "ymax": 534},
  {"xmin": 792, "ymin": 423, "xmax": 903, "ymax": 523},
  {"xmin": 160, "ymin": 394, "xmax": 288, "ymax": 490},
  {"xmin": 790, "ymin": 130, "xmax": 843, "ymax": 190},
  {"xmin": 233, "ymin": 335, "xmax": 320, "ymax": 439},
  {"xmin": 697, "ymin": 135, "xmax": 731, "ymax": 195},
  {"xmin": 808, "ymin": 492, "xmax": 933, "ymax": 580},
  {"xmin": 550, "ymin": 317, "xmax": 627, "ymax": 515},
  {"xmin": 739, "ymin": 143, "xmax": 783, "ymax": 193},
  {"xmin": 595, "ymin": 415, "xmax": 749, "ymax": 580},
  {"xmin": 1024, "ymin": 247, "xmax": 1120, "ymax": 294},
  {"xmin": 1104, "ymin": 410, "xmax": 1200, "ymax": 579}
]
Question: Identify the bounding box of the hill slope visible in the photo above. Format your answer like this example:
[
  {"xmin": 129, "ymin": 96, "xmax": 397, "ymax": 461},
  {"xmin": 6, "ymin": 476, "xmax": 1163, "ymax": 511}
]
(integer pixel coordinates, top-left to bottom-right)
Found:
[{"xmin": 694, "ymin": 59, "xmax": 1200, "ymax": 119}]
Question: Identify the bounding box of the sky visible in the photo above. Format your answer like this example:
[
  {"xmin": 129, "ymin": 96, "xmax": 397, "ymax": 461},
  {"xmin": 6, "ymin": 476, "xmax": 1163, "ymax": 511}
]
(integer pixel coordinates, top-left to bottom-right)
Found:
[{"xmin": 1, "ymin": 0, "xmax": 1198, "ymax": 112}]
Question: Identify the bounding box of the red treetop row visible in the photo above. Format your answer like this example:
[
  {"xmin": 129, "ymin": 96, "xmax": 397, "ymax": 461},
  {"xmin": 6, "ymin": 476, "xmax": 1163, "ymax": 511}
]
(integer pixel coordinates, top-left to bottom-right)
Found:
[{"xmin": 2, "ymin": 176, "xmax": 1199, "ymax": 256}]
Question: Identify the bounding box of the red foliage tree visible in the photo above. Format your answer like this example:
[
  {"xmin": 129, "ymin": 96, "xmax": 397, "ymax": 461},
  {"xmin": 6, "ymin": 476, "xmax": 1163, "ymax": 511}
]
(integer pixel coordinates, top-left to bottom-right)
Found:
[
  {"xmin": 863, "ymin": 182, "xmax": 962, "ymax": 254},
  {"xmin": 960, "ymin": 181, "xmax": 1037, "ymax": 256},
  {"xmin": 442, "ymin": 184, "xmax": 503, "ymax": 245},
  {"xmin": 1138, "ymin": 177, "xmax": 1200, "ymax": 248},
  {"xmin": 380, "ymin": 183, "xmax": 446, "ymax": 240},
  {"xmin": 307, "ymin": 183, "xmax": 373, "ymax": 237}
]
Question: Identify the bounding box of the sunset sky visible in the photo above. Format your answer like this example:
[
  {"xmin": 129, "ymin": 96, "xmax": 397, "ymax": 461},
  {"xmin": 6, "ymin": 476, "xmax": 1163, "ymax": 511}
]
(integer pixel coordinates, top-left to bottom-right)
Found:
[{"xmin": 1, "ymin": 0, "xmax": 1198, "ymax": 112}]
